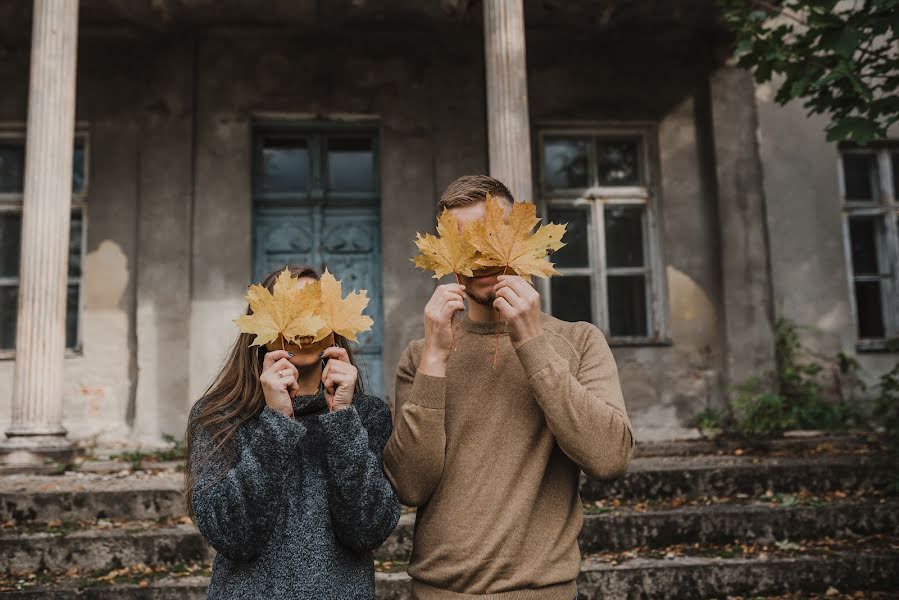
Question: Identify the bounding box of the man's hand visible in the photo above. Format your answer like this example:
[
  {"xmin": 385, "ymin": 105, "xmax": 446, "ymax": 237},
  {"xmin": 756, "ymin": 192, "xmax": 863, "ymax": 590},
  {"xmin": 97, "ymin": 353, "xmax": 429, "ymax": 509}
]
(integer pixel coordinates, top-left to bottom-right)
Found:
[
  {"xmin": 419, "ymin": 283, "xmax": 466, "ymax": 377},
  {"xmin": 494, "ymin": 275, "xmax": 542, "ymax": 347}
]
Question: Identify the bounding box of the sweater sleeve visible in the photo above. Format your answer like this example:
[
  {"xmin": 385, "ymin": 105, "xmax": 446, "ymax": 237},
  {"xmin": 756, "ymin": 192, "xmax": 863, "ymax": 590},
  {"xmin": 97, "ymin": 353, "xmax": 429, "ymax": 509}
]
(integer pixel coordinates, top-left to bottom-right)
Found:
[
  {"xmin": 383, "ymin": 342, "xmax": 447, "ymax": 506},
  {"xmin": 514, "ymin": 324, "xmax": 636, "ymax": 480},
  {"xmin": 320, "ymin": 398, "xmax": 402, "ymax": 552},
  {"xmin": 189, "ymin": 403, "xmax": 305, "ymax": 561}
]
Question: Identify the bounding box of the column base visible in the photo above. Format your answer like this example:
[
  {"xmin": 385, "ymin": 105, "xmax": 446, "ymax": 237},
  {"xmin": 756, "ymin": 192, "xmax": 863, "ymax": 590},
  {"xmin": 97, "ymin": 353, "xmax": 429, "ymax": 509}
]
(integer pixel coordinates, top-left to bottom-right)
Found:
[{"xmin": 0, "ymin": 433, "xmax": 79, "ymax": 469}]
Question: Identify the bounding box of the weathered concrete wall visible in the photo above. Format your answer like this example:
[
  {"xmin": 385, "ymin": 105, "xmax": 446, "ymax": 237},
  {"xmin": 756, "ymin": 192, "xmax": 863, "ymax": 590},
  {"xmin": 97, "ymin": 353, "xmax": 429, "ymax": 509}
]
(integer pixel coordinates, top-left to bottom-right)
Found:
[
  {"xmin": 1, "ymin": 23, "xmax": 766, "ymax": 444},
  {"xmin": 0, "ymin": 33, "xmax": 145, "ymax": 444},
  {"xmin": 527, "ymin": 34, "xmax": 725, "ymax": 440},
  {"xmin": 755, "ymin": 79, "xmax": 899, "ymax": 387}
]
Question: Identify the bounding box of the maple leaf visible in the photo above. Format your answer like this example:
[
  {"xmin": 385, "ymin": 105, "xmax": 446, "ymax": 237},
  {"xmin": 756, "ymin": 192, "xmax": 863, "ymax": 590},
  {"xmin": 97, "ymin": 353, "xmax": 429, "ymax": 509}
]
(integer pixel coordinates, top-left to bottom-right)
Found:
[
  {"xmin": 311, "ymin": 269, "xmax": 374, "ymax": 343},
  {"xmin": 465, "ymin": 194, "xmax": 567, "ymax": 281},
  {"xmin": 411, "ymin": 208, "xmax": 480, "ymax": 278},
  {"xmin": 234, "ymin": 268, "xmax": 325, "ymax": 347}
]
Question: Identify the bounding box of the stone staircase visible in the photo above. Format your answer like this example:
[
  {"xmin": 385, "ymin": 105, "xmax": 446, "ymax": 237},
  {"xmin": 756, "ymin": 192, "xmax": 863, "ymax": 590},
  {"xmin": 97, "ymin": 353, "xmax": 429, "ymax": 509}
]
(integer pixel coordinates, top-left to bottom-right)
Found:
[{"xmin": 1, "ymin": 435, "xmax": 897, "ymax": 599}]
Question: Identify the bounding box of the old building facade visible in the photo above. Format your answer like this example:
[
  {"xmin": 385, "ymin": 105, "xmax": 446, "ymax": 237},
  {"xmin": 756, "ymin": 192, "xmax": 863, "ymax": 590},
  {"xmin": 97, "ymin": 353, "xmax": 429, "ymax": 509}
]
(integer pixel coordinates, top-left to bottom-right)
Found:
[{"xmin": 1, "ymin": 0, "xmax": 897, "ymax": 458}]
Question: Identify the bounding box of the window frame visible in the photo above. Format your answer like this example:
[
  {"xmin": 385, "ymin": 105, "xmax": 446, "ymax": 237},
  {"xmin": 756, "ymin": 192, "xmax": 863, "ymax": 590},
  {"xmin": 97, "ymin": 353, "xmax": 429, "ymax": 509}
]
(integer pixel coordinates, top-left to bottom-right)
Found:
[
  {"xmin": 536, "ymin": 123, "xmax": 669, "ymax": 345},
  {"xmin": 839, "ymin": 144, "xmax": 899, "ymax": 351},
  {"xmin": 0, "ymin": 124, "xmax": 89, "ymax": 359}
]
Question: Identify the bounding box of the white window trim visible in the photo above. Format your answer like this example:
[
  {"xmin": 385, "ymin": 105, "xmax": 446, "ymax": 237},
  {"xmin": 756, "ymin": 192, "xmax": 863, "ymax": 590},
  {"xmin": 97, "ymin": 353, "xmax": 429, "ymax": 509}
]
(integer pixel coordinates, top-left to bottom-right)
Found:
[
  {"xmin": 0, "ymin": 124, "xmax": 89, "ymax": 360},
  {"xmin": 536, "ymin": 123, "xmax": 670, "ymax": 345},
  {"xmin": 839, "ymin": 145, "xmax": 899, "ymax": 351}
]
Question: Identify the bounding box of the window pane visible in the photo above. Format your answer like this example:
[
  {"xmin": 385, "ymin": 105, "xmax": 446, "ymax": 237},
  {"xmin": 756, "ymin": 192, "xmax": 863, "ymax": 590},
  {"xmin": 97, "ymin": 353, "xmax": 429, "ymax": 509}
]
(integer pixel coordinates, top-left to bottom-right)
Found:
[
  {"xmin": 550, "ymin": 275, "xmax": 592, "ymax": 323},
  {"xmin": 892, "ymin": 152, "xmax": 899, "ymax": 199},
  {"xmin": 842, "ymin": 154, "xmax": 879, "ymax": 201},
  {"xmin": 608, "ymin": 275, "xmax": 647, "ymax": 337},
  {"xmin": 72, "ymin": 141, "xmax": 85, "ymax": 194},
  {"xmin": 543, "ymin": 137, "xmax": 590, "ymax": 190},
  {"xmin": 547, "ymin": 205, "xmax": 590, "ymax": 268},
  {"xmin": 66, "ymin": 283, "xmax": 78, "ymax": 349},
  {"xmin": 327, "ymin": 138, "xmax": 375, "ymax": 192},
  {"xmin": 0, "ymin": 143, "xmax": 25, "ymax": 194},
  {"xmin": 261, "ymin": 139, "xmax": 309, "ymax": 193},
  {"xmin": 605, "ymin": 206, "xmax": 644, "ymax": 268},
  {"xmin": 0, "ymin": 285, "xmax": 15, "ymax": 350},
  {"xmin": 854, "ymin": 280, "xmax": 885, "ymax": 339},
  {"xmin": 597, "ymin": 139, "xmax": 640, "ymax": 185},
  {"xmin": 0, "ymin": 212, "xmax": 21, "ymax": 278},
  {"xmin": 69, "ymin": 212, "xmax": 82, "ymax": 278},
  {"xmin": 848, "ymin": 217, "xmax": 884, "ymax": 275}
]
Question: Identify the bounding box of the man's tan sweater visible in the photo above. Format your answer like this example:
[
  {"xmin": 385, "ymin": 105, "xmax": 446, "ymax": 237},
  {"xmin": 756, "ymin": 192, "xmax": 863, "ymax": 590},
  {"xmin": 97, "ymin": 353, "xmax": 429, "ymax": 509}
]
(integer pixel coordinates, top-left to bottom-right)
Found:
[{"xmin": 384, "ymin": 313, "xmax": 636, "ymax": 600}]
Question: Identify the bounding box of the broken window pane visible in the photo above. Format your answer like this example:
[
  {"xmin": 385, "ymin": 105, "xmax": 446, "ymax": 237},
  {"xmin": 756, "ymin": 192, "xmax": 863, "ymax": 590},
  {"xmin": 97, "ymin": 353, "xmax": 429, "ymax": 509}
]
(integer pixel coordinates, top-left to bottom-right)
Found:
[
  {"xmin": 597, "ymin": 139, "xmax": 640, "ymax": 186},
  {"xmin": 543, "ymin": 137, "xmax": 589, "ymax": 190},
  {"xmin": 550, "ymin": 275, "xmax": 592, "ymax": 323}
]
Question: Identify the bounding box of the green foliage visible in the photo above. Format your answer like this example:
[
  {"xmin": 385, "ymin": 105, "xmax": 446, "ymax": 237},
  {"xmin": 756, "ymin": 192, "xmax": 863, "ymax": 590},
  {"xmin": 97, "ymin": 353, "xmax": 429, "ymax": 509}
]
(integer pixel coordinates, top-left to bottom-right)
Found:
[
  {"xmin": 873, "ymin": 362, "xmax": 899, "ymax": 493},
  {"xmin": 693, "ymin": 407, "xmax": 726, "ymax": 438},
  {"xmin": 716, "ymin": 319, "xmax": 862, "ymax": 438},
  {"xmin": 719, "ymin": 0, "xmax": 899, "ymax": 144},
  {"xmin": 729, "ymin": 377, "xmax": 797, "ymax": 438}
]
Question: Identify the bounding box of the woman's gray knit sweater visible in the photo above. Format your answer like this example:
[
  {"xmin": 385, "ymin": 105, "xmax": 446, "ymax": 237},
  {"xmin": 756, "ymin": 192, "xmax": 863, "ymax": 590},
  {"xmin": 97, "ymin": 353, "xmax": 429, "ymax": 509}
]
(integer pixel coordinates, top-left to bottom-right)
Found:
[{"xmin": 188, "ymin": 391, "xmax": 401, "ymax": 599}]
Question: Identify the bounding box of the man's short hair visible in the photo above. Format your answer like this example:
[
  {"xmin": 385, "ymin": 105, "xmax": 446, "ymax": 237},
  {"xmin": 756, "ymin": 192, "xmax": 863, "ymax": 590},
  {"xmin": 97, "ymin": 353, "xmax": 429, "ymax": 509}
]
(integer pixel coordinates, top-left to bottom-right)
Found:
[{"xmin": 437, "ymin": 175, "xmax": 514, "ymax": 212}]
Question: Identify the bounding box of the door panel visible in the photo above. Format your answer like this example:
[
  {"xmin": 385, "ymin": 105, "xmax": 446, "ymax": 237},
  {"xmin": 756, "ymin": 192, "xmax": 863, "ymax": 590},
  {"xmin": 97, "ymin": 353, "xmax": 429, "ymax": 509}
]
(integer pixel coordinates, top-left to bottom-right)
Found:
[{"xmin": 252, "ymin": 126, "xmax": 384, "ymax": 397}]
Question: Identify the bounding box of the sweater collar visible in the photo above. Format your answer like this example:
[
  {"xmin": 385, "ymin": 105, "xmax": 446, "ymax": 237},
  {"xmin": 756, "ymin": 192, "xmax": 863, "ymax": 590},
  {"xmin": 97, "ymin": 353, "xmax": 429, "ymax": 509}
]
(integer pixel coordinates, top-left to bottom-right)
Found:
[
  {"xmin": 292, "ymin": 390, "xmax": 327, "ymax": 416},
  {"xmin": 460, "ymin": 314, "xmax": 507, "ymax": 336}
]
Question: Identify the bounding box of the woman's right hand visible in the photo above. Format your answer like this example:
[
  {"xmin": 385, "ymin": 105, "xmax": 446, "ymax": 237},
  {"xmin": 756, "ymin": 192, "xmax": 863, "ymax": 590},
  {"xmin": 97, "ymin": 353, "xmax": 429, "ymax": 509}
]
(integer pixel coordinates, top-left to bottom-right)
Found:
[{"xmin": 260, "ymin": 350, "xmax": 300, "ymax": 418}]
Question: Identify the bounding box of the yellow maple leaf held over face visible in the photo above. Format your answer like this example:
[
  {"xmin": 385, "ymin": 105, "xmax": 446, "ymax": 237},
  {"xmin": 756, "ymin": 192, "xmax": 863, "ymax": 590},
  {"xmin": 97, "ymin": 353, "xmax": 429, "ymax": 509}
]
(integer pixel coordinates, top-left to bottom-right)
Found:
[
  {"xmin": 465, "ymin": 194, "xmax": 567, "ymax": 281},
  {"xmin": 234, "ymin": 268, "xmax": 325, "ymax": 347},
  {"xmin": 312, "ymin": 269, "xmax": 374, "ymax": 343},
  {"xmin": 411, "ymin": 208, "xmax": 481, "ymax": 278}
]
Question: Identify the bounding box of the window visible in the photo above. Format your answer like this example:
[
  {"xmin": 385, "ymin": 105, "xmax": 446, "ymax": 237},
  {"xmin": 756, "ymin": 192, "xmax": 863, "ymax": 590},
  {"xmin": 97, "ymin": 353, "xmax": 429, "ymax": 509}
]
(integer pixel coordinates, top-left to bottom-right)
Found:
[
  {"xmin": 539, "ymin": 128, "xmax": 666, "ymax": 342},
  {"xmin": 840, "ymin": 146, "xmax": 899, "ymax": 349},
  {"xmin": 0, "ymin": 129, "xmax": 87, "ymax": 355}
]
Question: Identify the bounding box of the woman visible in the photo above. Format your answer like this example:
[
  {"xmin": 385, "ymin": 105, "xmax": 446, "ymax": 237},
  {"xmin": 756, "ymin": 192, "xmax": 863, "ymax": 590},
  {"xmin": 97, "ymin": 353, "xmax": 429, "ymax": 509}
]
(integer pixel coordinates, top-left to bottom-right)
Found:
[{"xmin": 184, "ymin": 265, "xmax": 400, "ymax": 599}]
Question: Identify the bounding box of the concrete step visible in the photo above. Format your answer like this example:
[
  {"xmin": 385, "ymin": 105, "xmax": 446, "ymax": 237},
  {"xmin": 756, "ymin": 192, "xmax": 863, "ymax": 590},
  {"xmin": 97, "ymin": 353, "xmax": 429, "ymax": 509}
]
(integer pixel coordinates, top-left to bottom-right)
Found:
[
  {"xmin": 3, "ymin": 536, "xmax": 896, "ymax": 599},
  {"xmin": 3, "ymin": 452, "xmax": 891, "ymax": 525},
  {"xmin": 377, "ymin": 497, "xmax": 898, "ymax": 559},
  {"xmin": 581, "ymin": 453, "xmax": 892, "ymax": 501},
  {"xmin": 0, "ymin": 473, "xmax": 183, "ymax": 524},
  {"xmin": 4, "ymin": 496, "xmax": 895, "ymax": 572},
  {"xmin": 0, "ymin": 524, "xmax": 210, "ymax": 577}
]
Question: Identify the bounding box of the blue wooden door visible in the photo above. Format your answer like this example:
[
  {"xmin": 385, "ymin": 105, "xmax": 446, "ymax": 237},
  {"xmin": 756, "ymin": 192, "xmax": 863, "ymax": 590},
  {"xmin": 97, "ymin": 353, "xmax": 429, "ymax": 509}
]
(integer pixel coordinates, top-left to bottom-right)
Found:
[{"xmin": 252, "ymin": 125, "xmax": 384, "ymax": 397}]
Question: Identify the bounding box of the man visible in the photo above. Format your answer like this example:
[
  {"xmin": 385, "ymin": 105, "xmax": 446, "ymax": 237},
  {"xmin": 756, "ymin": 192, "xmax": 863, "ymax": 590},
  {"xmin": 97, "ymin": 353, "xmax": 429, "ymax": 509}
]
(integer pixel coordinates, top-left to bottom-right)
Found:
[{"xmin": 384, "ymin": 175, "xmax": 636, "ymax": 600}]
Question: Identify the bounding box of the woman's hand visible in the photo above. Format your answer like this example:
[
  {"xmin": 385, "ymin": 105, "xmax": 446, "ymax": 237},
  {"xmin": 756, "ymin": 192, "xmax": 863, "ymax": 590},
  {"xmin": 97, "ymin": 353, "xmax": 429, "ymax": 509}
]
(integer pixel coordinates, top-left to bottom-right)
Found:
[
  {"xmin": 260, "ymin": 350, "xmax": 300, "ymax": 418},
  {"xmin": 321, "ymin": 346, "xmax": 358, "ymax": 413}
]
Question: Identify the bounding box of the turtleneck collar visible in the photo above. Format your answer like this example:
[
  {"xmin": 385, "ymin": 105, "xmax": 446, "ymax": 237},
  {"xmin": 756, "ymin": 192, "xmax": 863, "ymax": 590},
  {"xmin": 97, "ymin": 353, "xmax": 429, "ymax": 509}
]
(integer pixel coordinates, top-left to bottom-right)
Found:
[
  {"xmin": 460, "ymin": 313, "xmax": 507, "ymax": 335},
  {"xmin": 292, "ymin": 390, "xmax": 327, "ymax": 416}
]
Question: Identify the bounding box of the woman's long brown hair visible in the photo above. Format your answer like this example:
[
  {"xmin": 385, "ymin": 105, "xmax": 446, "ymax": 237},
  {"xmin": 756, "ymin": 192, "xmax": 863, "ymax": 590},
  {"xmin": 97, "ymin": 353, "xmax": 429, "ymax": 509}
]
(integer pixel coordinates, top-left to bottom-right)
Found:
[{"xmin": 183, "ymin": 265, "xmax": 366, "ymax": 519}]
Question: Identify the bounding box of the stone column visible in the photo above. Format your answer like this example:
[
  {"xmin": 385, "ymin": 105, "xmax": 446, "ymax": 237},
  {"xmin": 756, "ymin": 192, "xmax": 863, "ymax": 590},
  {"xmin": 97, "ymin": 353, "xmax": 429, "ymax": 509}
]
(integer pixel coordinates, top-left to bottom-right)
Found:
[
  {"xmin": 2, "ymin": 0, "xmax": 80, "ymax": 466},
  {"xmin": 483, "ymin": 0, "xmax": 533, "ymax": 201},
  {"xmin": 708, "ymin": 65, "xmax": 776, "ymax": 389}
]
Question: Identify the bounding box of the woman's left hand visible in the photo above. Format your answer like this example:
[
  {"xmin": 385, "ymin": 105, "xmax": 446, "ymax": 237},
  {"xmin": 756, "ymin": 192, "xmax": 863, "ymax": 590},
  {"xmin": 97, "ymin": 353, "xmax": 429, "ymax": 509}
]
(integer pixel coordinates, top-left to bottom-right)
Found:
[{"xmin": 321, "ymin": 346, "xmax": 357, "ymax": 413}]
